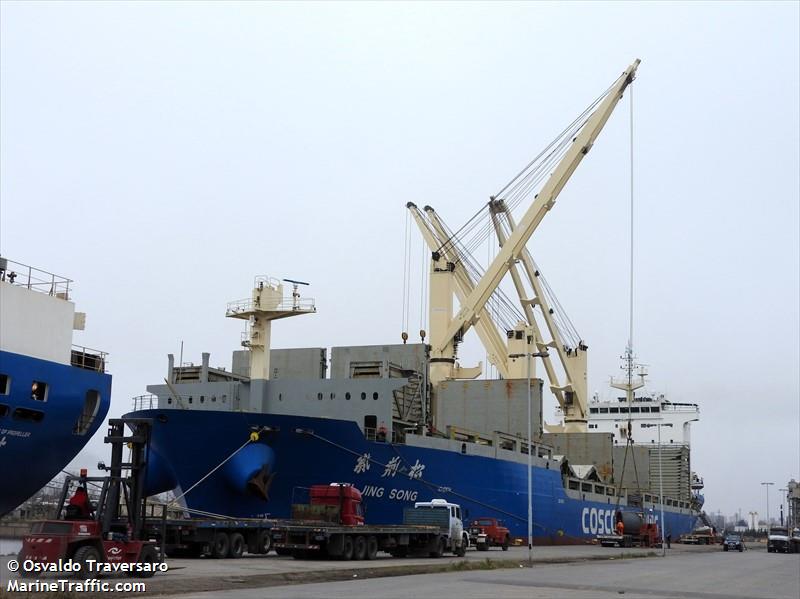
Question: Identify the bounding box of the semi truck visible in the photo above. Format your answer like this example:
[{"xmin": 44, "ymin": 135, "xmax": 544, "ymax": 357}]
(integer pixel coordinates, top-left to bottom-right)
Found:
[
  {"xmin": 597, "ymin": 510, "xmax": 661, "ymax": 548},
  {"xmin": 271, "ymin": 486, "xmax": 469, "ymax": 560}
]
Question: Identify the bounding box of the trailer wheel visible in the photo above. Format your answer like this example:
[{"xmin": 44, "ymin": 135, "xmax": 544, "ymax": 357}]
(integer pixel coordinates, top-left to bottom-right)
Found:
[
  {"xmin": 211, "ymin": 533, "xmax": 230, "ymax": 559},
  {"xmin": 73, "ymin": 545, "xmax": 102, "ymax": 578},
  {"xmin": 252, "ymin": 530, "xmax": 272, "ymax": 555},
  {"xmin": 340, "ymin": 536, "xmax": 354, "ymax": 561},
  {"xmin": 275, "ymin": 547, "xmax": 292, "ymax": 557},
  {"xmin": 353, "ymin": 536, "xmax": 367, "ymax": 560},
  {"xmin": 502, "ymin": 536, "xmax": 510, "ymax": 551},
  {"xmin": 365, "ymin": 536, "xmax": 378, "ymax": 560},
  {"xmin": 228, "ymin": 533, "xmax": 245, "ymax": 559}
]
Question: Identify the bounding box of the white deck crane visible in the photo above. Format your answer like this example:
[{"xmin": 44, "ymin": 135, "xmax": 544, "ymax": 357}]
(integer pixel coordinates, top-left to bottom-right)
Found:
[
  {"xmin": 489, "ymin": 199, "xmax": 588, "ymax": 432},
  {"xmin": 424, "ymin": 60, "xmax": 640, "ymax": 432},
  {"xmin": 406, "ymin": 202, "xmax": 511, "ymax": 379}
]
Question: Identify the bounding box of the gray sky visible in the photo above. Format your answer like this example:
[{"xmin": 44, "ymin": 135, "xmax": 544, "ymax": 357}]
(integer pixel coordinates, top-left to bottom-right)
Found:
[{"xmin": 2, "ymin": 1, "xmax": 798, "ymax": 523}]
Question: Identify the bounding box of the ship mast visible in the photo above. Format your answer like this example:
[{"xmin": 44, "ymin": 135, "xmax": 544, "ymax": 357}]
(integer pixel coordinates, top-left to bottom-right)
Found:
[{"xmin": 226, "ymin": 277, "xmax": 316, "ymax": 380}]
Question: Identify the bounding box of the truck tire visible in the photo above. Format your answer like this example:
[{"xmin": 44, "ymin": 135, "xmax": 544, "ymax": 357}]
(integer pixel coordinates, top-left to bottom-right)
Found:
[
  {"xmin": 340, "ymin": 536, "xmax": 354, "ymax": 561},
  {"xmin": 251, "ymin": 530, "xmax": 272, "ymax": 555},
  {"xmin": 477, "ymin": 542, "xmax": 488, "ymax": 551},
  {"xmin": 502, "ymin": 536, "xmax": 510, "ymax": 551},
  {"xmin": 457, "ymin": 535, "xmax": 467, "ymax": 557},
  {"xmin": 723, "ymin": 545, "xmax": 728, "ymax": 551},
  {"xmin": 128, "ymin": 544, "xmax": 160, "ymax": 578},
  {"xmin": 72, "ymin": 545, "xmax": 102, "ymax": 578},
  {"xmin": 211, "ymin": 533, "xmax": 230, "ymax": 559},
  {"xmin": 275, "ymin": 547, "xmax": 292, "ymax": 557},
  {"xmin": 365, "ymin": 536, "xmax": 378, "ymax": 560},
  {"xmin": 353, "ymin": 536, "xmax": 367, "ymax": 561},
  {"xmin": 228, "ymin": 533, "xmax": 245, "ymax": 559},
  {"xmin": 429, "ymin": 537, "xmax": 445, "ymax": 558},
  {"xmin": 738, "ymin": 545, "xmax": 743, "ymax": 552}
]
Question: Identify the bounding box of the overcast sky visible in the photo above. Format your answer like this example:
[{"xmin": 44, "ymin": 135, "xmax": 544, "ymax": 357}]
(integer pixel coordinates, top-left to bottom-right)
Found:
[{"xmin": 2, "ymin": 1, "xmax": 798, "ymax": 522}]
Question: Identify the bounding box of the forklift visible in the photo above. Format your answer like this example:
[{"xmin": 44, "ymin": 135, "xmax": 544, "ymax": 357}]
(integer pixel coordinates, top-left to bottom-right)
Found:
[{"xmin": 18, "ymin": 418, "xmax": 161, "ymax": 578}]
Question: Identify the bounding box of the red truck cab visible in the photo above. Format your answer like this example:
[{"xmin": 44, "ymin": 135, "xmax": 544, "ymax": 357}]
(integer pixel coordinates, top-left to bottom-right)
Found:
[
  {"xmin": 301, "ymin": 484, "xmax": 364, "ymax": 526},
  {"xmin": 468, "ymin": 517, "xmax": 510, "ymax": 551}
]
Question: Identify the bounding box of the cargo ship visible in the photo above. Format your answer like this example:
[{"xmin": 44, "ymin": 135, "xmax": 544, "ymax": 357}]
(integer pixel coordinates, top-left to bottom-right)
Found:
[
  {"xmin": 0, "ymin": 257, "xmax": 112, "ymax": 516},
  {"xmin": 127, "ymin": 60, "xmax": 701, "ymax": 542}
]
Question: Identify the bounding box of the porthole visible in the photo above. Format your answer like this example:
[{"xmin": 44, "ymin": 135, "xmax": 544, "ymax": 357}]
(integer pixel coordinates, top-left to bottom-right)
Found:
[
  {"xmin": 345, "ymin": 392, "xmax": 351, "ymax": 400},
  {"xmin": 361, "ymin": 392, "xmax": 366, "ymax": 400},
  {"xmin": 330, "ymin": 393, "xmax": 335, "ymax": 400},
  {"xmin": 279, "ymin": 393, "xmax": 283, "ymax": 401},
  {"xmin": 372, "ymin": 392, "xmax": 378, "ymax": 400},
  {"xmin": 317, "ymin": 393, "xmax": 323, "ymax": 401},
  {"xmin": 200, "ymin": 396, "xmax": 205, "ymax": 403},
  {"xmin": 168, "ymin": 398, "xmax": 173, "ymax": 404}
]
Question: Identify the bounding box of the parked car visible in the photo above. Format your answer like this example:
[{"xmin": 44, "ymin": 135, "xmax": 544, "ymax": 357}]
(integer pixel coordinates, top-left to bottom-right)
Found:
[{"xmin": 722, "ymin": 534, "xmax": 743, "ymax": 552}]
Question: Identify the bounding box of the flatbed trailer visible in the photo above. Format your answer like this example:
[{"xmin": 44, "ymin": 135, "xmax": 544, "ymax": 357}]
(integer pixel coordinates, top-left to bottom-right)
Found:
[
  {"xmin": 271, "ymin": 522, "xmax": 458, "ymax": 560},
  {"xmin": 143, "ymin": 517, "xmax": 278, "ymax": 559},
  {"xmin": 596, "ymin": 533, "xmax": 661, "ymax": 548}
]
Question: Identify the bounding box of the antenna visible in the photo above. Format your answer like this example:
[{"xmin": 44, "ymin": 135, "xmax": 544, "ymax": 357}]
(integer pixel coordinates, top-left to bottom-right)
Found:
[{"xmin": 283, "ymin": 278, "xmax": 310, "ymax": 310}]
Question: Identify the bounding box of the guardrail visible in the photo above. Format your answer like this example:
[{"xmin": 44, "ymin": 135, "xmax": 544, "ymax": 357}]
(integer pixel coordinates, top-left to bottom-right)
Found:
[
  {"xmin": 0, "ymin": 257, "xmax": 72, "ymax": 299},
  {"xmin": 226, "ymin": 295, "xmax": 316, "ymax": 316},
  {"xmin": 70, "ymin": 345, "xmax": 108, "ymax": 373},
  {"xmin": 131, "ymin": 394, "xmax": 159, "ymax": 411}
]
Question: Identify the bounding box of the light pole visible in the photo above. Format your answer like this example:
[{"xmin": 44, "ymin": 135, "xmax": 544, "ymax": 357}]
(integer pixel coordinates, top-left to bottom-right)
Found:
[
  {"xmin": 642, "ymin": 422, "xmax": 673, "ymax": 556},
  {"xmin": 762, "ymin": 482, "xmax": 774, "ymax": 529},
  {"xmin": 779, "ymin": 488, "xmax": 788, "ymax": 526},
  {"xmin": 509, "ymin": 349, "xmax": 548, "ymax": 567}
]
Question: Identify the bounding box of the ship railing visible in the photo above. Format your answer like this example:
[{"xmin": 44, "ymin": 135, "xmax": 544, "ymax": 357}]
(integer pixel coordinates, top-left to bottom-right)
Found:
[
  {"xmin": 71, "ymin": 345, "xmax": 108, "ymax": 372},
  {"xmin": 225, "ymin": 295, "xmax": 316, "ymax": 316},
  {"xmin": 132, "ymin": 394, "xmax": 160, "ymax": 411},
  {"xmin": 364, "ymin": 426, "xmax": 401, "ymax": 444},
  {"xmin": 0, "ymin": 257, "xmax": 72, "ymax": 299}
]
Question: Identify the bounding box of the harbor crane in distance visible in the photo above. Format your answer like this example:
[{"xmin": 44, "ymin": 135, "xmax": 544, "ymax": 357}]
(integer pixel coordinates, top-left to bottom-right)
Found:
[{"xmin": 409, "ymin": 59, "xmax": 640, "ymax": 433}]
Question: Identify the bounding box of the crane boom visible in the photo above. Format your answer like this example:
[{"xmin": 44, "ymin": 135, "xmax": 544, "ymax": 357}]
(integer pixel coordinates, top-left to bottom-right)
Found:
[
  {"xmin": 406, "ymin": 202, "xmax": 510, "ymax": 379},
  {"xmin": 433, "ymin": 60, "xmax": 640, "ymax": 358}
]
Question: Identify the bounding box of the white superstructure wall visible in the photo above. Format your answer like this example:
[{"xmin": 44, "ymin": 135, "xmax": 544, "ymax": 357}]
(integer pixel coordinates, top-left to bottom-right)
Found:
[{"xmin": 0, "ymin": 282, "xmax": 75, "ymax": 364}]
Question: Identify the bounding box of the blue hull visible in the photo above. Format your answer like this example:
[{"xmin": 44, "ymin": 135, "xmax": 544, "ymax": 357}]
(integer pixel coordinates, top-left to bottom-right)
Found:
[
  {"xmin": 0, "ymin": 350, "xmax": 112, "ymax": 516},
  {"xmin": 129, "ymin": 408, "xmax": 698, "ymax": 543}
]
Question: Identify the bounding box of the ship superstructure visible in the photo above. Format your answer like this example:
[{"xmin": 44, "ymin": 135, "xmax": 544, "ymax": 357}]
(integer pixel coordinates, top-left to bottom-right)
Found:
[
  {"xmin": 0, "ymin": 257, "xmax": 111, "ymax": 516},
  {"xmin": 129, "ymin": 60, "xmax": 700, "ymax": 541}
]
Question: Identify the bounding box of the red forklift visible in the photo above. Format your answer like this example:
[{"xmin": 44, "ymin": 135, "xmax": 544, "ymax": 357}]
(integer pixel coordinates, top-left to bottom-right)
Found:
[{"xmin": 18, "ymin": 418, "xmax": 161, "ymax": 578}]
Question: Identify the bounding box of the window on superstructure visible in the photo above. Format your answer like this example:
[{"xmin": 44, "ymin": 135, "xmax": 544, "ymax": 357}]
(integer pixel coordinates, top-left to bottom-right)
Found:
[
  {"xmin": 73, "ymin": 390, "xmax": 100, "ymax": 435},
  {"xmin": 31, "ymin": 381, "xmax": 48, "ymax": 401},
  {"xmin": 641, "ymin": 407, "xmax": 650, "ymax": 413},
  {"xmin": 651, "ymin": 406, "xmax": 660, "ymax": 413},
  {"xmin": 599, "ymin": 408, "xmax": 608, "ymax": 414},
  {"xmin": 609, "ymin": 407, "xmax": 619, "ymax": 414},
  {"xmin": 631, "ymin": 407, "xmax": 640, "ymax": 413},
  {"xmin": 0, "ymin": 374, "xmax": 9, "ymax": 395},
  {"xmin": 590, "ymin": 408, "xmax": 599, "ymax": 414}
]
